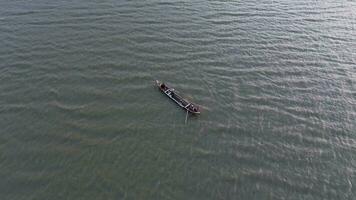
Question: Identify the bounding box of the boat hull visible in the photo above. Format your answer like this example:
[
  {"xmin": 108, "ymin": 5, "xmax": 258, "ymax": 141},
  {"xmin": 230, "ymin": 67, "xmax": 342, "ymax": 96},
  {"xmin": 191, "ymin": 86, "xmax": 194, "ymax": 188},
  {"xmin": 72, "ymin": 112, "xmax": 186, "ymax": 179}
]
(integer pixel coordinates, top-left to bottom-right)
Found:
[{"xmin": 155, "ymin": 80, "xmax": 200, "ymax": 114}]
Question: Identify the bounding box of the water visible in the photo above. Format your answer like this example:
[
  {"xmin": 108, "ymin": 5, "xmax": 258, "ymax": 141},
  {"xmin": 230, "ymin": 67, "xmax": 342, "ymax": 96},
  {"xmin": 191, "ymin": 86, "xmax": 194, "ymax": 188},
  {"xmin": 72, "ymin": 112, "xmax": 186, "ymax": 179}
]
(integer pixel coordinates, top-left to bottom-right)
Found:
[{"xmin": 0, "ymin": 0, "xmax": 355, "ymax": 199}]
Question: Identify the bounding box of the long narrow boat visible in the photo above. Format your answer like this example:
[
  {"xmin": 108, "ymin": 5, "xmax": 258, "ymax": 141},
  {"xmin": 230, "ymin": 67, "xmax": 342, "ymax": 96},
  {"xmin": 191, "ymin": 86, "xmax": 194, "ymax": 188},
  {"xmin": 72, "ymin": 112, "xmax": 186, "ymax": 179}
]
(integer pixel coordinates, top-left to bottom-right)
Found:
[{"xmin": 155, "ymin": 80, "xmax": 200, "ymax": 114}]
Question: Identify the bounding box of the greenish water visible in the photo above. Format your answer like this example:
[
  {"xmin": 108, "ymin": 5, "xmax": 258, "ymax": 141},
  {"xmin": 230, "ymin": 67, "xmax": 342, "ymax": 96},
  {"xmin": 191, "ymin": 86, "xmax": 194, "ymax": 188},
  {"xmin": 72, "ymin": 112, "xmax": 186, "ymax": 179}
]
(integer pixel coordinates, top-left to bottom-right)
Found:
[{"xmin": 0, "ymin": 0, "xmax": 355, "ymax": 199}]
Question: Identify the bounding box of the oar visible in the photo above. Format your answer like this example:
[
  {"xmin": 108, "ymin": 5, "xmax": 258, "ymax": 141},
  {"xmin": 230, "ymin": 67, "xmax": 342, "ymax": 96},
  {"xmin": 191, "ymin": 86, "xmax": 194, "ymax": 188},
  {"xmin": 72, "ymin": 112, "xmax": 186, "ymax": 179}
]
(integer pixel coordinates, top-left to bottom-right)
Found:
[{"xmin": 185, "ymin": 109, "xmax": 188, "ymax": 124}]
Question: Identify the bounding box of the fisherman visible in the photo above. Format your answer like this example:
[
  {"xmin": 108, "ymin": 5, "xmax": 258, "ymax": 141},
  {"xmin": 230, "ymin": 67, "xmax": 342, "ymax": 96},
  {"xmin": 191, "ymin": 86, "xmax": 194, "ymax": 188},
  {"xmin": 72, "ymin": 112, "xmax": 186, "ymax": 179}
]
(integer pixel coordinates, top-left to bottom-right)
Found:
[{"xmin": 160, "ymin": 83, "xmax": 166, "ymax": 89}]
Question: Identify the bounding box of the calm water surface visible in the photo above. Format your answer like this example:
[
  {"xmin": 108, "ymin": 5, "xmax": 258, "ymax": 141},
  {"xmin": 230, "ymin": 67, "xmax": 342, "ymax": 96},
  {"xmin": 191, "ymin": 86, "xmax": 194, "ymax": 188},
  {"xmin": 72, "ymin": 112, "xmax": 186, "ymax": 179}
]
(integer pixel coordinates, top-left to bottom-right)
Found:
[{"xmin": 0, "ymin": 0, "xmax": 355, "ymax": 199}]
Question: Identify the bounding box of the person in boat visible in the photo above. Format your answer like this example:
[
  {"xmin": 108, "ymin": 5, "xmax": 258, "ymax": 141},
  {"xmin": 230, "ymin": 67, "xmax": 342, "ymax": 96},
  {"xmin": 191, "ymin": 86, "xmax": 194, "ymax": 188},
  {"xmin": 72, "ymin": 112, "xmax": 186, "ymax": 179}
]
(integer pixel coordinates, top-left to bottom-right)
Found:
[
  {"xmin": 160, "ymin": 83, "xmax": 166, "ymax": 90},
  {"xmin": 188, "ymin": 104, "xmax": 198, "ymax": 112}
]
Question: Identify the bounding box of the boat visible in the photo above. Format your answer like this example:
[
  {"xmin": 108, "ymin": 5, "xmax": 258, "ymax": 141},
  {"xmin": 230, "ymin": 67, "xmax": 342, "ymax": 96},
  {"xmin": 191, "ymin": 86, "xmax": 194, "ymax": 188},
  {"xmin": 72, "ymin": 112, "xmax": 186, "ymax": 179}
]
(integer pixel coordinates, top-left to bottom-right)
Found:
[{"xmin": 155, "ymin": 80, "xmax": 200, "ymax": 114}]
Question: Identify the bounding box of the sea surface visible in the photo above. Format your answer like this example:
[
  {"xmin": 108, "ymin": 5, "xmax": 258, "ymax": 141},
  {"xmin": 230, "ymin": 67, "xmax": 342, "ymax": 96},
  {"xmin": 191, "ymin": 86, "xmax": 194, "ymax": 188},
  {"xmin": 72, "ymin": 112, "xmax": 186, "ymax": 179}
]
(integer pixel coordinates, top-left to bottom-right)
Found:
[{"xmin": 0, "ymin": 0, "xmax": 355, "ymax": 199}]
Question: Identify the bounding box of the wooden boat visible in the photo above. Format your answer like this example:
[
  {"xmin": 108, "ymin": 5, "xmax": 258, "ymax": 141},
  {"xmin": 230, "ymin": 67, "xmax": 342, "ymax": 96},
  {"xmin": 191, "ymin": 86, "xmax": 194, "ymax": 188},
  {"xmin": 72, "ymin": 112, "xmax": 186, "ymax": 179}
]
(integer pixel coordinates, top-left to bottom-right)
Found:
[{"xmin": 155, "ymin": 80, "xmax": 200, "ymax": 114}]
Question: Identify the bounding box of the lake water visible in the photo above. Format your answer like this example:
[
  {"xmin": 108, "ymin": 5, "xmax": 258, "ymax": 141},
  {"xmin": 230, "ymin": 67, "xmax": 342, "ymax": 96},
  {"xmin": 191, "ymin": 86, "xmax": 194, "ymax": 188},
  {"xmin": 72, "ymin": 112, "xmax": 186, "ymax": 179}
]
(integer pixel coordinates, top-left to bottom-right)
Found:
[{"xmin": 0, "ymin": 0, "xmax": 355, "ymax": 199}]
